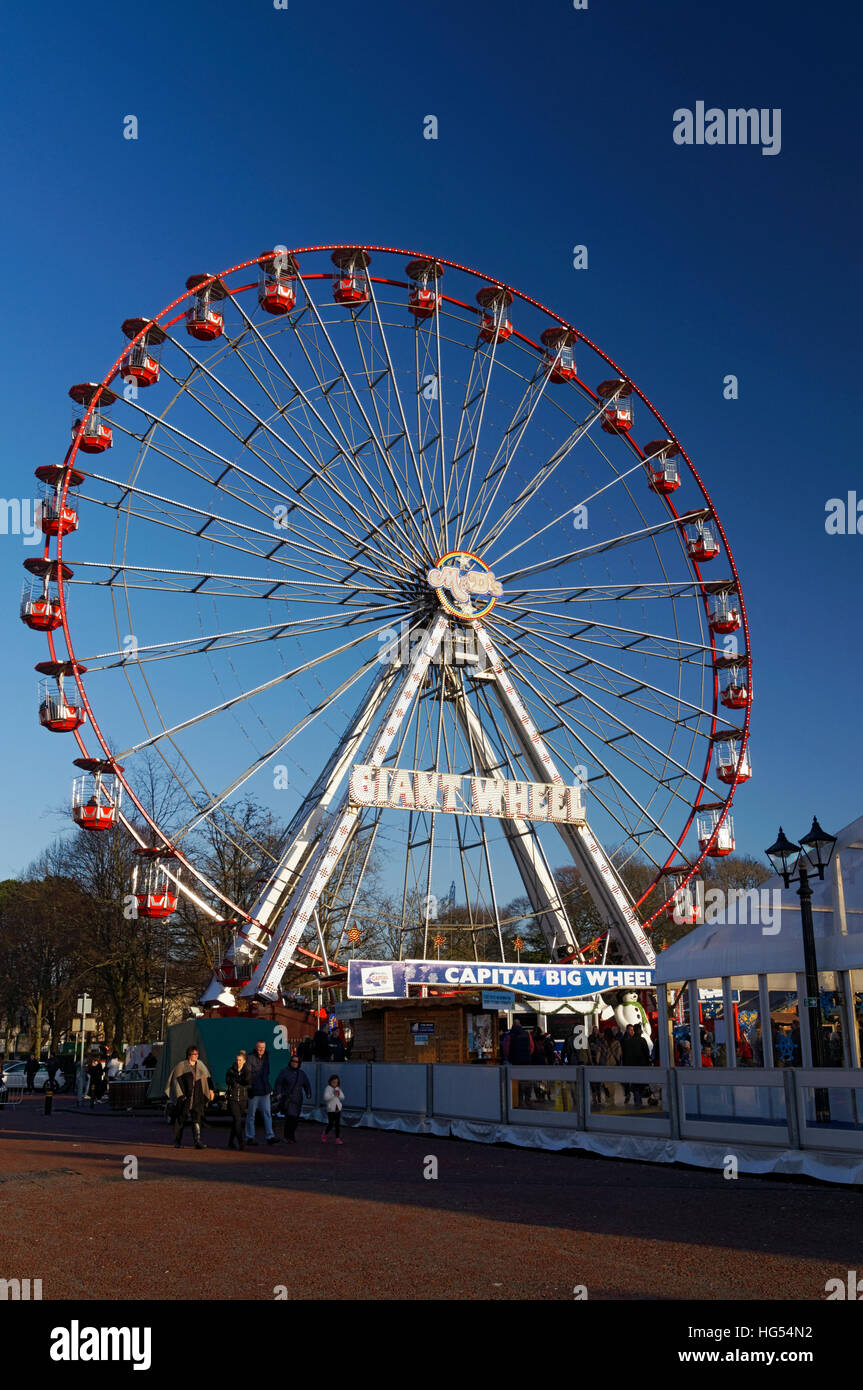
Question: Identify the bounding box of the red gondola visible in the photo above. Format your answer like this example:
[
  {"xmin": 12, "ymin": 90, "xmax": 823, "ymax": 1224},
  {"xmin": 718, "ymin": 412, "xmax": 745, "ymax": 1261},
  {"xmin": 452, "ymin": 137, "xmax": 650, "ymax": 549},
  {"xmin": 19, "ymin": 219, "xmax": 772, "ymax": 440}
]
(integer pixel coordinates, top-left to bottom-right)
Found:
[
  {"xmin": 476, "ymin": 285, "xmax": 513, "ymax": 342},
  {"xmin": 666, "ymin": 873, "xmax": 700, "ymax": 925},
  {"xmin": 132, "ymin": 847, "xmax": 180, "ymax": 919},
  {"xmin": 708, "ymin": 592, "xmax": 741, "ymax": 634},
  {"xmin": 597, "ymin": 379, "xmax": 634, "ymax": 434},
  {"xmin": 715, "ymin": 740, "xmax": 751, "ymax": 785},
  {"xmin": 258, "ymin": 251, "xmax": 299, "ymax": 315},
  {"xmin": 719, "ymin": 667, "xmax": 749, "ymax": 709},
  {"xmin": 406, "ymin": 258, "xmax": 443, "ymax": 319},
  {"xmin": 541, "ymin": 327, "xmax": 577, "ymax": 382},
  {"xmin": 331, "ymin": 248, "xmax": 370, "ymax": 307},
  {"xmin": 185, "ymin": 274, "xmax": 228, "ymax": 341},
  {"xmin": 36, "ymin": 660, "xmax": 86, "ymax": 733},
  {"xmin": 69, "ymin": 383, "xmax": 118, "ymax": 454},
  {"xmin": 643, "ymin": 439, "xmax": 681, "ymax": 495},
  {"xmin": 35, "ymin": 464, "xmax": 84, "ymax": 539},
  {"xmin": 697, "ymin": 811, "xmax": 735, "ymax": 857},
  {"xmin": 686, "ymin": 519, "xmax": 721, "ymax": 563},
  {"xmin": 20, "ymin": 557, "xmax": 71, "ymax": 632},
  {"xmin": 121, "ymin": 318, "xmax": 166, "ymax": 387},
  {"xmin": 214, "ymin": 928, "xmax": 254, "ymax": 987},
  {"xmin": 72, "ymin": 758, "xmax": 123, "ymax": 831}
]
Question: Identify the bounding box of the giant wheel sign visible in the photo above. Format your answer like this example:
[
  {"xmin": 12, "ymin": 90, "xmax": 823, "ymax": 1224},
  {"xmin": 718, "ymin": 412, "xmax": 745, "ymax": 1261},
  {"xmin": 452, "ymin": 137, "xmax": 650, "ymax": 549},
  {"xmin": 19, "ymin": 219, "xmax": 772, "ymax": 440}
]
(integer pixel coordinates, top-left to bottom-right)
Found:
[{"xmin": 25, "ymin": 244, "xmax": 752, "ymax": 1000}]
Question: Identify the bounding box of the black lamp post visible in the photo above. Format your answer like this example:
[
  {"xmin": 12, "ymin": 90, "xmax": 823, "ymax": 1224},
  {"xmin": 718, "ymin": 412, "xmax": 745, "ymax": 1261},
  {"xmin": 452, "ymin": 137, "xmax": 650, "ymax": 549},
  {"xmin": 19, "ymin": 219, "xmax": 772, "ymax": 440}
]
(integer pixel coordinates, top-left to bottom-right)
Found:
[{"xmin": 765, "ymin": 817, "xmax": 837, "ymax": 1071}]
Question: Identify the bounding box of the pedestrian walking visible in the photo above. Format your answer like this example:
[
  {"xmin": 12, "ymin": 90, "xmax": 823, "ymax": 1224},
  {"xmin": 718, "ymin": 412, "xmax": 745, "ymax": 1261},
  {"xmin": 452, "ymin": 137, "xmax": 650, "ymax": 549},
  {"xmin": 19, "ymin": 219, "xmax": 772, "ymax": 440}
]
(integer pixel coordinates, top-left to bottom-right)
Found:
[
  {"xmin": 166, "ymin": 1045, "xmax": 214, "ymax": 1149},
  {"xmin": 620, "ymin": 1022, "xmax": 651, "ymax": 1104},
  {"xmin": 245, "ymin": 1040, "xmax": 278, "ymax": 1145},
  {"xmin": 225, "ymin": 1051, "xmax": 250, "ymax": 1151},
  {"xmin": 562, "ymin": 1027, "xmax": 589, "ymax": 1066},
  {"xmin": 299, "ymin": 1035, "xmax": 314, "ymax": 1063},
  {"xmin": 321, "ymin": 1074, "xmax": 344, "ymax": 1144},
  {"xmin": 313, "ymin": 1027, "xmax": 331, "ymax": 1062},
  {"xmin": 87, "ymin": 1056, "xmax": 107, "ymax": 1106},
  {"xmin": 588, "ymin": 1027, "xmax": 605, "ymax": 1106},
  {"xmin": 45, "ymin": 1052, "xmax": 61, "ymax": 1089},
  {"xmin": 502, "ymin": 1019, "xmax": 533, "ymax": 1064},
  {"xmin": 599, "ymin": 1026, "xmax": 622, "ymax": 1104},
  {"xmin": 273, "ymin": 1054, "xmax": 311, "ymax": 1141},
  {"xmin": 25, "ymin": 1054, "xmax": 39, "ymax": 1093}
]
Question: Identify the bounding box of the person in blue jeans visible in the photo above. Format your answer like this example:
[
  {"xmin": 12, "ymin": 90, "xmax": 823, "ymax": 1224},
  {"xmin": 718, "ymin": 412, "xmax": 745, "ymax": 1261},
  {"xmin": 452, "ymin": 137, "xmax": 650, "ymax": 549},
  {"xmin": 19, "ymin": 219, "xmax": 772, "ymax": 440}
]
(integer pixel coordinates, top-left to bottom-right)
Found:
[{"xmin": 245, "ymin": 1040, "xmax": 279, "ymax": 1145}]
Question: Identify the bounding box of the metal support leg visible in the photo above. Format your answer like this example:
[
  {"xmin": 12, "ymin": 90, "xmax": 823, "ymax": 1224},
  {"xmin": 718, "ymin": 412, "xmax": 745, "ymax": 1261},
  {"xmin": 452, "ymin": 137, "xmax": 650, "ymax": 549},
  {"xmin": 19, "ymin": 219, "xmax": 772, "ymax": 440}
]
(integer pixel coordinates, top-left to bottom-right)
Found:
[
  {"xmin": 244, "ymin": 616, "xmax": 449, "ymax": 999},
  {"xmin": 472, "ymin": 624, "xmax": 654, "ymax": 967}
]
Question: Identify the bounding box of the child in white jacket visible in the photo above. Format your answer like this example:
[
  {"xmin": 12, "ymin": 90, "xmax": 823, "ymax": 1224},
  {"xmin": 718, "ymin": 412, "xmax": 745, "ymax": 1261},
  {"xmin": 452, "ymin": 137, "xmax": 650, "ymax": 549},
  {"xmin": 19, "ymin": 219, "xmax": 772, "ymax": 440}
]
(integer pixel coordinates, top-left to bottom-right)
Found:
[{"xmin": 322, "ymin": 1074, "xmax": 344, "ymax": 1144}]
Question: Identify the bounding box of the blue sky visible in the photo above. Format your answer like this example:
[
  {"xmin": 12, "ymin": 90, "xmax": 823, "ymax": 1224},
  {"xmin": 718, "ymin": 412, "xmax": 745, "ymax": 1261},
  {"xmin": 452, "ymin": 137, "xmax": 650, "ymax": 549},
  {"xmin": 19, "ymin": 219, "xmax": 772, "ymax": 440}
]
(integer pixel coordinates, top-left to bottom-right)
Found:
[{"xmin": 1, "ymin": 0, "xmax": 861, "ymax": 881}]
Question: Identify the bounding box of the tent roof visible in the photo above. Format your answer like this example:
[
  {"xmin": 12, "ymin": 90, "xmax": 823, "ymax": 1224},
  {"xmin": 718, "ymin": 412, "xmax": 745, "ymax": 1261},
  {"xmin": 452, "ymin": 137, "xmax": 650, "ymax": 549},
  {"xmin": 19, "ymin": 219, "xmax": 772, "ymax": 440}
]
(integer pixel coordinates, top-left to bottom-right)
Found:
[{"xmin": 655, "ymin": 813, "xmax": 863, "ymax": 984}]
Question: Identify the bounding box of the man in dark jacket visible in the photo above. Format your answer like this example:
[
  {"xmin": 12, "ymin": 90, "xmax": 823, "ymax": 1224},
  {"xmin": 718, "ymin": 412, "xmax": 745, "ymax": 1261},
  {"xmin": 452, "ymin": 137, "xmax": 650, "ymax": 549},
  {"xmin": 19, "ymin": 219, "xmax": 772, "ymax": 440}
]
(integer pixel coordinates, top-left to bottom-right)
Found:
[
  {"xmin": 313, "ymin": 1027, "xmax": 331, "ymax": 1061},
  {"xmin": 620, "ymin": 1023, "xmax": 651, "ymax": 1105},
  {"xmin": 273, "ymin": 1055, "xmax": 312, "ymax": 1141},
  {"xmin": 245, "ymin": 1040, "xmax": 278, "ymax": 1145},
  {"xmin": 25, "ymin": 1054, "xmax": 39, "ymax": 1093},
  {"xmin": 503, "ymin": 1020, "xmax": 534, "ymax": 1065}
]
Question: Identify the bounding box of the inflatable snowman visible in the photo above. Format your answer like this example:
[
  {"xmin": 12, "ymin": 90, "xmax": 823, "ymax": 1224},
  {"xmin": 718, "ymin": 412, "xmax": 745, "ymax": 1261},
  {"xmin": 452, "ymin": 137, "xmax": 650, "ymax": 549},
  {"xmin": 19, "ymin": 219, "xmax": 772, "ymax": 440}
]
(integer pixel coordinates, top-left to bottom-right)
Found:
[{"xmin": 613, "ymin": 990, "xmax": 652, "ymax": 1048}]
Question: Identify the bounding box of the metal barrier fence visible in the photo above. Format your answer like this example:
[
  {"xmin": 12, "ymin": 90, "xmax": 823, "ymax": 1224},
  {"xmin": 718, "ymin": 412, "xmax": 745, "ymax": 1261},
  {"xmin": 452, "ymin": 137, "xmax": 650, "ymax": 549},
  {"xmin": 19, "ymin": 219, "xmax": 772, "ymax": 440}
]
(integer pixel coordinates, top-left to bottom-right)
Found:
[{"xmin": 291, "ymin": 1061, "xmax": 863, "ymax": 1159}]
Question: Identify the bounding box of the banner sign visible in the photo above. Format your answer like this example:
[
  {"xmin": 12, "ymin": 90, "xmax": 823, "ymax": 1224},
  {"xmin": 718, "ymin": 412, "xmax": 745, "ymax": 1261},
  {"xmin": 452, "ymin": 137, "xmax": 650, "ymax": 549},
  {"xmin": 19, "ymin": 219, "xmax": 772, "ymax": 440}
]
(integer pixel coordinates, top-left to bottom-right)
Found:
[
  {"xmin": 348, "ymin": 959, "xmax": 654, "ymax": 1001},
  {"xmin": 482, "ymin": 990, "xmax": 517, "ymax": 1009},
  {"xmin": 330, "ymin": 1001, "xmax": 363, "ymax": 1021},
  {"xmin": 349, "ymin": 765, "xmax": 586, "ymax": 825}
]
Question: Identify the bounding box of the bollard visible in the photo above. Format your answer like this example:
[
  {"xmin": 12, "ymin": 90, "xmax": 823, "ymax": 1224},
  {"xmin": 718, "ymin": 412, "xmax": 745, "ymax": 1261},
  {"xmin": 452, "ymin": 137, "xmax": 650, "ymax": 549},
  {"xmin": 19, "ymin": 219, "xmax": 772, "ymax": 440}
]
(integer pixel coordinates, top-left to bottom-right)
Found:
[{"xmin": 44, "ymin": 1086, "xmax": 53, "ymax": 1116}]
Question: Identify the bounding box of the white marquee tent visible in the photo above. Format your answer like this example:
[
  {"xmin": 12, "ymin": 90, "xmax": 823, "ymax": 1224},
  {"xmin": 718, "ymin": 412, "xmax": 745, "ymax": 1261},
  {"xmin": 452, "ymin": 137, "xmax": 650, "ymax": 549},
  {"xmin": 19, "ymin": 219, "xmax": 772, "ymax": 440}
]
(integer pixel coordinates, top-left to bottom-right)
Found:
[{"xmin": 654, "ymin": 813, "xmax": 863, "ymax": 1069}]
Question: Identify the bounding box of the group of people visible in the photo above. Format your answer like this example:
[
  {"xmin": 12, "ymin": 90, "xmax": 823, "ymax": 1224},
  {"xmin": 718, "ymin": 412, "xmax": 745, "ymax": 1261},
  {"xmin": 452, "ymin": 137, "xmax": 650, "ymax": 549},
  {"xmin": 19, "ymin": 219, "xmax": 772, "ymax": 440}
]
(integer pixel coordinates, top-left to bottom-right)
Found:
[
  {"xmin": 294, "ymin": 1024, "xmax": 349, "ymax": 1064},
  {"xmin": 21, "ymin": 1051, "xmax": 66, "ymax": 1092},
  {"xmin": 499, "ymin": 1018, "xmax": 657, "ymax": 1107},
  {"xmin": 166, "ymin": 1041, "xmax": 345, "ymax": 1151},
  {"xmin": 499, "ymin": 1021, "xmax": 556, "ymax": 1064},
  {"xmin": 83, "ymin": 1052, "xmax": 123, "ymax": 1105},
  {"xmin": 673, "ymin": 1019, "xmax": 847, "ymax": 1068}
]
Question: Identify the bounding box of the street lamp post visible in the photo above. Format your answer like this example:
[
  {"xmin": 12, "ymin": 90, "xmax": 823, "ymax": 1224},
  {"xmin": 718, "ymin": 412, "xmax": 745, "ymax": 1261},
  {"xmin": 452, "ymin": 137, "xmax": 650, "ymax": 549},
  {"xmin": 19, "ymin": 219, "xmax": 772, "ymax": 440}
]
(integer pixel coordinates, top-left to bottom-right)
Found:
[{"xmin": 766, "ymin": 818, "xmax": 837, "ymax": 1107}]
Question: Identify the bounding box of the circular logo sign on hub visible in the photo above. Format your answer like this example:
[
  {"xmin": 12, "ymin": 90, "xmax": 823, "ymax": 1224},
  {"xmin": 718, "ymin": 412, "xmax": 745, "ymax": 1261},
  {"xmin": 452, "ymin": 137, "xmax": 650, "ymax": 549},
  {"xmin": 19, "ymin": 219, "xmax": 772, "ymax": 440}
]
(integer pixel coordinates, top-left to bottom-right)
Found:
[{"xmin": 427, "ymin": 551, "xmax": 503, "ymax": 622}]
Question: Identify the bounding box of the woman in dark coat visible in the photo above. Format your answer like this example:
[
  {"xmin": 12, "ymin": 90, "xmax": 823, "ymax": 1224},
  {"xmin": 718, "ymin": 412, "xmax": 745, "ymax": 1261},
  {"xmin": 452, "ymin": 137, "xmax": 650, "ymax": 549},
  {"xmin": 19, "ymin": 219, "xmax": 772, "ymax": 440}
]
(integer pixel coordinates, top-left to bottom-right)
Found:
[
  {"xmin": 273, "ymin": 1055, "xmax": 312, "ymax": 1141},
  {"xmin": 225, "ymin": 1051, "xmax": 250, "ymax": 1151},
  {"xmin": 166, "ymin": 1045, "xmax": 214, "ymax": 1149}
]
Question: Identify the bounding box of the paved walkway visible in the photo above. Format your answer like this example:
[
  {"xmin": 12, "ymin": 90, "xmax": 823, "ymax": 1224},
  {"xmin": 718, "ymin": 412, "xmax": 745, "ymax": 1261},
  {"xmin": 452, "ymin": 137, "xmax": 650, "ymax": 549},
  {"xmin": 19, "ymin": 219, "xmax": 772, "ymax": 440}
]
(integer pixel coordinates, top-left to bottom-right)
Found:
[{"xmin": 0, "ymin": 1097, "xmax": 858, "ymax": 1300}]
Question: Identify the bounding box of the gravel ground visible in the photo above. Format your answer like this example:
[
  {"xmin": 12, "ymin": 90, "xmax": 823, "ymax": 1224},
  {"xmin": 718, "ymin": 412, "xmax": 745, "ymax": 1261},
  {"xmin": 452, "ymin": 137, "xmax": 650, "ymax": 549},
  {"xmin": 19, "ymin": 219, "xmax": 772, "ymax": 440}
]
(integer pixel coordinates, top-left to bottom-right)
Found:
[{"xmin": 0, "ymin": 1096, "xmax": 859, "ymax": 1301}]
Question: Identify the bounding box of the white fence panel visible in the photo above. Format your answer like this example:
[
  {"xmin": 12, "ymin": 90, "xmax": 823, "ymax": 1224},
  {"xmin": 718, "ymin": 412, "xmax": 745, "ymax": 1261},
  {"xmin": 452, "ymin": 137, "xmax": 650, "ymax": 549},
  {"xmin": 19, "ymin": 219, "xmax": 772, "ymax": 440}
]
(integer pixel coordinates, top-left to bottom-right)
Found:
[
  {"xmin": 371, "ymin": 1062, "xmax": 428, "ymax": 1114},
  {"xmin": 433, "ymin": 1064, "xmax": 501, "ymax": 1122}
]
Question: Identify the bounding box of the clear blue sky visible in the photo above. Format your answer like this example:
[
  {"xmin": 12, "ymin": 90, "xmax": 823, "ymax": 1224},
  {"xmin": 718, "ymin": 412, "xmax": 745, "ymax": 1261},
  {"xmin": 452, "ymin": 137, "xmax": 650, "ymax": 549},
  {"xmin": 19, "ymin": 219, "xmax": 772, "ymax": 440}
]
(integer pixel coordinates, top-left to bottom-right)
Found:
[{"xmin": 1, "ymin": 0, "xmax": 861, "ymax": 879}]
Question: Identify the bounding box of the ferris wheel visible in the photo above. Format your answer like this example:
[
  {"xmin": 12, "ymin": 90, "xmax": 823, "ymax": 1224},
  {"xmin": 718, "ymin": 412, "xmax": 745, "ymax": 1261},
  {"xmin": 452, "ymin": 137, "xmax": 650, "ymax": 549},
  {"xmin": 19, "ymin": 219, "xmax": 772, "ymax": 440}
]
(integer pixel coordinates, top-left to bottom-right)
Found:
[{"xmin": 25, "ymin": 244, "xmax": 752, "ymax": 1001}]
